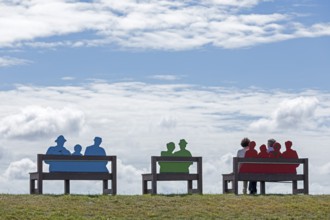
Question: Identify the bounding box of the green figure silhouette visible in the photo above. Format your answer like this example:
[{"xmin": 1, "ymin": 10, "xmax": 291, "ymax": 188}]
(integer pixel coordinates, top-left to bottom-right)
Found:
[
  {"xmin": 159, "ymin": 142, "xmax": 176, "ymax": 173},
  {"xmin": 173, "ymin": 139, "xmax": 193, "ymax": 173}
]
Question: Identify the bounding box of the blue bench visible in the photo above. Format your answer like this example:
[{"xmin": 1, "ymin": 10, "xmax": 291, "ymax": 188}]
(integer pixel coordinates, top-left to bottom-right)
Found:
[{"xmin": 29, "ymin": 154, "xmax": 117, "ymax": 195}]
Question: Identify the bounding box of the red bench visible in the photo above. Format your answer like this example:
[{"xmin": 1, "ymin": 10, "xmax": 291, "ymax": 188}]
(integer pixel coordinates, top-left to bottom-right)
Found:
[{"xmin": 222, "ymin": 157, "xmax": 309, "ymax": 195}]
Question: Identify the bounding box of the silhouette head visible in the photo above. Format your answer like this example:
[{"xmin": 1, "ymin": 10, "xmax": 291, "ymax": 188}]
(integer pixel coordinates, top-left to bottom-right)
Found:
[
  {"xmin": 249, "ymin": 141, "xmax": 256, "ymax": 149},
  {"xmin": 74, "ymin": 144, "xmax": 82, "ymax": 153},
  {"xmin": 260, "ymin": 144, "xmax": 267, "ymax": 152},
  {"xmin": 179, "ymin": 139, "xmax": 188, "ymax": 149},
  {"xmin": 241, "ymin": 137, "xmax": 250, "ymax": 148},
  {"xmin": 166, "ymin": 142, "xmax": 175, "ymax": 152},
  {"xmin": 285, "ymin": 140, "xmax": 292, "ymax": 150},
  {"xmin": 267, "ymin": 139, "xmax": 276, "ymax": 148},
  {"xmin": 94, "ymin": 137, "xmax": 102, "ymax": 145},
  {"xmin": 273, "ymin": 142, "xmax": 281, "ymax": 152},
  {"xmin": 55, "ymin": 135, "xmax": 66, "ymax": 144}
]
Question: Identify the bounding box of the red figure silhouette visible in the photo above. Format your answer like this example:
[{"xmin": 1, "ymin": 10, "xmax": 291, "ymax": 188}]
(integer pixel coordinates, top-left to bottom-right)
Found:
[
  {"xmin": 269, "ymin": 142, "xmax": 283, "ymax": 173},
  {"xmin": 269, "ymin": 142, "xmax": 282, "ymax": 158},
  {"xmin": 241, "ymin": 141, "xmax": 258, "ymax": 173},
  {"xmin": 258, "ymin": 144, "xmax": 269, "ymax": 158},
  {"xmin": 282, "ymin": 140, "xmax": 299, "ymax": 173},
  {"xmin": 257, "ymin": 144, "xmax": 269, "ymax": 173}
]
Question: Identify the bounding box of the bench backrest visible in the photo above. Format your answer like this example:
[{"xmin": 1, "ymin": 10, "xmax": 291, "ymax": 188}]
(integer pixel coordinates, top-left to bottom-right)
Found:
[
  {"xmin": 151, "ymin": 156, "xmax": 202, "ymax": 174},
  {"xmin": 233, "ymin": 157, "xmax": 308, "ymax": 174},
  {"xmin": 36, "ymin": 154, "xmax": 117, "ymax": 173}
]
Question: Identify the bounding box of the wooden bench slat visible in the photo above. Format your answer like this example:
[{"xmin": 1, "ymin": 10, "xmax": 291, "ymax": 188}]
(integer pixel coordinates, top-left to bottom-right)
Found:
[
  {"xmin": 155, "ymin": 173, "xmax": 198, "ymax": 181},
  {"xmin": 41, "ymin": 172, "xmax": 113, "ymax": 180}
]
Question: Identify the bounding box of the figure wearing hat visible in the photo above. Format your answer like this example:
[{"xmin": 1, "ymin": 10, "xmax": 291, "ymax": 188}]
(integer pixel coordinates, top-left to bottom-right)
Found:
[
  {"xmin": 173, "ymin": 139, "xmax": 192, "ymax": 173},
  {"xmin": 45, "ymin": 135, "xmax": 71, "ymax": 172},
  {"xmin": 46, "ymin": 135, "xmax": 71, "ymax": 155}
]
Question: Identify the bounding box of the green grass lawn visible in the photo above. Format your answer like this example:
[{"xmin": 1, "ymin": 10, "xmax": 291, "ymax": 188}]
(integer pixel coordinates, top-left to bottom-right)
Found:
[{"xmin": 0, "ymin": 194, "xmax": 329, "ymax": 219}]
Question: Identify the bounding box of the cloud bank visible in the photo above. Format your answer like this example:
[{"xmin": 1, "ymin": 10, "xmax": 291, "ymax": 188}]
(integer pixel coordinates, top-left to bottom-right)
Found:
[
  {"xmin": 0, "ymin": 0, "xmax": 329, "ymax": 50},
  {"xmin": 249, "ymin": 97, "xmax": 319, "ymax": 131},
  {"xmin": 0, "ymin": 82, "xmax": 329, "ymax": 194},
  {"xmin": 0, "ymin": 106, "xmax": 85, "ymax": 139},
  {"xmin": 0, "ymin": 56, "xmax": 30, "ymax": 67}
]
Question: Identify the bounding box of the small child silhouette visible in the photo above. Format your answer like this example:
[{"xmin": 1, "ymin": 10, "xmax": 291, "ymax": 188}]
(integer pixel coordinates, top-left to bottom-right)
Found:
[{"xmin": 72, "ymin": 144, "xmax": 83, "ymax": 156}]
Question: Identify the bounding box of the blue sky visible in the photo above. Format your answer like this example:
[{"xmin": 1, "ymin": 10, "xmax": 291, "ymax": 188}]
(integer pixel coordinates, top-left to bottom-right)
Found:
[
  {"xmin": 1, "ymin": 0, "xmax": 329, "ymax": 90},
  {"xmin": 0, "ymin": 0, "xmax": 330, "ymax": 194}
]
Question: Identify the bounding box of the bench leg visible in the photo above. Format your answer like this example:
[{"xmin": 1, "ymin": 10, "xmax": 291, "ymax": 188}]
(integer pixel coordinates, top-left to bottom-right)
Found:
[
  {"xmin": 151, "ymin": 179, "xmax": 157, "ymax": 195},
  {"xmin": 223, "ymin": 179, "xmax": 228, "ymax": 194},
  {"xmin": 234, "ymin": 180, "xmax": 238, "ymax": 195},
  {"xmin": 223, "ymin": 179, "xmax": 233, "ymax": 194},
  {"xmin": 30, "ymin": 179, "xmax": 35, "ymax": 194},
  {"xmin": 142, "ymin": 179, "xmax": 147, "ymax": 194},
  {"xmin": 197, "ymin": 177, "xmax": 203, "ymax": 194},
  {"xmin": 37, "ymin": 178, "xmax": 43, "ymax": 194},
  {"xmin": 292, "ymin": 180, "xmax": 298, "ymax": 195},
  {"xmin": 103, "ymin": 180, "xmax": 109, "ymax": 195},
  {"xmin": 64, "ymin": 180, "xmax": 70, "ymax": 194},
  {"xmin": 260, "ymin": 181, "xmax": 265, "ymax": 195},
  {"xmin": 111, "ymin": 179, "xmax": 117, "ymax": 195},
  {"xmin": 187, "ymin": 180, "xmax": 193, "ymax": 194}
]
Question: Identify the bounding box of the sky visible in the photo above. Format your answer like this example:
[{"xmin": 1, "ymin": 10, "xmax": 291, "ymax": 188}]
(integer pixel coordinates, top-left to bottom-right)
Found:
[{"xmin": 0, "ymin": 0, "xmax": 330, "ymax": 195}]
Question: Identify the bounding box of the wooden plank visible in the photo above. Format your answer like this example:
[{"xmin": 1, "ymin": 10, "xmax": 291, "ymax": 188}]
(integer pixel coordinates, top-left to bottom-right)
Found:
[
  {"xmin": 237, "ymin": 173, "xmax": 305, "ymax": 181},
  {"xmin": 42, "ymin": 172, "xmax": 112, "ymax": 180},
  {"xmin": 156, "ymin": 173, "xmax": 198, "ymax": 181}
]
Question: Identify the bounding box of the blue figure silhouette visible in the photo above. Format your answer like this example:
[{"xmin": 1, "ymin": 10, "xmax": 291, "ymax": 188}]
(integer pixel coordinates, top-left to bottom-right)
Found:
[
  {"xmin": 68, "ymin": 144, "xmax": 84, "ymax": 172},
  {"xmin": 72, "ymin": 144, "xmax": 83, "ymax": 156},
  {"xmin": 45, "ymin": 135, "xmax": 71, "ymax": 172},
  {"xmin": 83, "ymin": 137, "xmax": 108, "ymax": 172}
]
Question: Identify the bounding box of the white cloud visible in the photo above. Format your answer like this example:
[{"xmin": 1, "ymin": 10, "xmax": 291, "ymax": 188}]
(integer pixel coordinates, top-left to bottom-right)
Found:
[
  {"xmin": 150, "ymin": 75, "xmax": 182, "ymax": 81},
  {"xmin": 0, "ymin": 1, "xmax": 329, "ymax": 50},
  {"xmin": 3, "ymin": 158, "xmax": 36, "ymax": 180},
  {"xmin": 0, "ymin": 106, "xmax": 85, "ymax": 139},
  {"xmin": 0, "ymin": 82, "xmax": 329, "ymax": 194},
  {"xmin": 0, "ymin": 56, "xmax": 30, "ymax": 67},
  {"xmin": 249, "ymin": 97, "xmax": 319, "ymax": 131},
  {"xmin": 61, "ymin": 76, "xmax": 76, "ymax": 81}
]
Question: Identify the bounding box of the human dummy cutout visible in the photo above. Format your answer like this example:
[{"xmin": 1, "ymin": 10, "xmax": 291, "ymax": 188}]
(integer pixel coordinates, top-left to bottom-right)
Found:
[
  {"xmin": 68, "ymin": 144, "xmax": 84, "ymax": 172},
  {"xmin": 242, "ymin": 141, "xmax": 258, "ymax": 194},
  {"xmin": 72, "ymin": 144, "xmax": 83, "ymax": 156},
  {"xmin": 159, "ymin": 139, "xmax": 192, "ymax": 173},
  {"xmin": 269, "ymin": 142, "xmax": 282, "ymax": 158},
  {"xmin": 83, "ymin": 137, "xmax": 108, "ymax": 172},
  {"xmin": 45, "ymin": 135, "xmax": 71, "ymax": 172},
  {"xmin": 173, "ymin": 139, "xmax": 192, "ymax": 173},
  {"xmin": 159, "ymin": 142, "xmax": 176, "ymax": 173},
  {"xmin": 282, "ymin": 140, "xmax": 299, "ymax": 173},
  {"xmin": 258, "ymin": 144, "xmax": 269, "ymax": 158},
  {"xmin": 257, "ymin": 144, "xmax": 269, "ymax": 173},
  {"xmin": 240, "ymin": 141, "xmax": 258, "ymax": 173},
  {"xmin": 269, "ymin": 142, "xmax": 283, "ymax": 173}
]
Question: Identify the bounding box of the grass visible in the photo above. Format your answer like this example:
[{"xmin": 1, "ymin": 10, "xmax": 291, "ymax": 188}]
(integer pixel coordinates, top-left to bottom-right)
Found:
[{"xmin": 0, "ymin": 194, "xmax": 329, "ymax": 219}]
